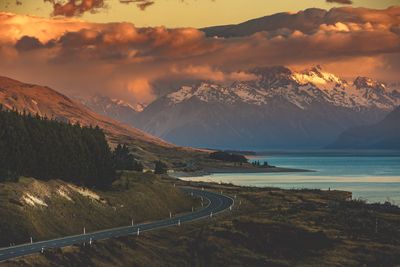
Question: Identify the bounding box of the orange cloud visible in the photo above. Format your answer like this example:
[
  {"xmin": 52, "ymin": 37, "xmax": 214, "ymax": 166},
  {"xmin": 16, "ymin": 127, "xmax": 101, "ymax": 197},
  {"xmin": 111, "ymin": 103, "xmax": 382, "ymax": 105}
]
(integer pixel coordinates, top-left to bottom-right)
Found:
[{"xmin": 127, "ymin": 78, "xmax": 155, "ymax": 102}]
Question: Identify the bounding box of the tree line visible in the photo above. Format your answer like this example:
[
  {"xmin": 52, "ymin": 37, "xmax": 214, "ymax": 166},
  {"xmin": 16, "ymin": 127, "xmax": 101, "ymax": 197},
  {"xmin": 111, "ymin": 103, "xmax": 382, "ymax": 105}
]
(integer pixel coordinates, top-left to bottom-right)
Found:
[
  {"xmin": 209, "ymin": 151, "xmax": 248, "ymax": 163},
  {"xmin": 0, "ymin": 107, "xmax": 144, "ymax": 188}
]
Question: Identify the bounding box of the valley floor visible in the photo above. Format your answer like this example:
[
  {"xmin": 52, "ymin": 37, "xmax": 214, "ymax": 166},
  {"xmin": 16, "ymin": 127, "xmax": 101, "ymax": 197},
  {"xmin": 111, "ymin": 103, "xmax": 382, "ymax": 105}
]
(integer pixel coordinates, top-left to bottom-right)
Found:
[{"xmin": 1, "ymin": 175, "xmax": 400, "ymax": 267}]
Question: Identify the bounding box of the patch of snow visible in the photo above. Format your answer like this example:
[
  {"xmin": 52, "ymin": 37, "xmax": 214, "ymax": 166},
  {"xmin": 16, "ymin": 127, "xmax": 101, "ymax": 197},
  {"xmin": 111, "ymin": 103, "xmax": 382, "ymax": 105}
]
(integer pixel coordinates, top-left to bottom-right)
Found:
[
  {"xmin": 168, "ymin": 86, "xmax": 195, "ymax": 104},
  {"xmin": 292, "ymin": 73, "xmax": 328, "ymax": 86},
  {"xmin": 134, "ymin": 103, "xmax": 146, "ymax": 112},
  {"xmin": 111, "ymin": 98, "xmax": 138, "ymax": 111}
]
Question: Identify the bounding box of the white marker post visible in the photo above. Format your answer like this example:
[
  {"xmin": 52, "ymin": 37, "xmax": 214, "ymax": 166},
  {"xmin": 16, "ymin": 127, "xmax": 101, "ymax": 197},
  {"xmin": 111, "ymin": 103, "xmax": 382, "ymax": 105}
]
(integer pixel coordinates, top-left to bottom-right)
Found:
[
  {"xmin": 210, "ymin": 212, "xmax": 213, "ymax": 218},
  {"xmin": 178, "ymin": 219, "xmax": 181, "ymax": 226},
  {"xmin": 83, "ymin": 227, "xmax": 86, "ymax": 246},
  {"xmin": 30, "ymin": 237, "xmax": 33, "ymax": 244},
  {"xmin": 191, "ymin": 192, "xmax": 194, "ymax": 197},
  {"xmin": 132, "ymin": 219, "xmax": 134, "ymax": 227},
  {"xmin": 89, "ymin": 237, "xmax": 93, "ymax": 246},
  {"xmin": 137, "ymin": 228, "xmax": 140, "ymax": 236},
  {"xmin": 41, "ymin": 247, "xmax": 44, "ymax": 254},
  {"xmin": 229, "ymin": 206, "xmax": 232, "ymax": 211}
]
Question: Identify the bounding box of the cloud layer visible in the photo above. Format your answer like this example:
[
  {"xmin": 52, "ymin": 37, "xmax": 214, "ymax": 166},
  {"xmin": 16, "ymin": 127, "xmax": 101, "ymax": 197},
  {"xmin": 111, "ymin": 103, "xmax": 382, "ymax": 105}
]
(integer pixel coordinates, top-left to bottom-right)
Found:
[{"xmin": 0, "ymin": 6, "xmax": 399, "ymax": 105}]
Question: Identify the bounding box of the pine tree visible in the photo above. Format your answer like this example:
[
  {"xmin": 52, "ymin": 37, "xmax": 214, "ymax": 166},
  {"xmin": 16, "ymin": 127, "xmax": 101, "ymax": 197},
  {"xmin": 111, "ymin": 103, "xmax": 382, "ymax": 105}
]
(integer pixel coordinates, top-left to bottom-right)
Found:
[{"xmin": 154, "ymin": 160, "xmax": 168, "ymax": 174}]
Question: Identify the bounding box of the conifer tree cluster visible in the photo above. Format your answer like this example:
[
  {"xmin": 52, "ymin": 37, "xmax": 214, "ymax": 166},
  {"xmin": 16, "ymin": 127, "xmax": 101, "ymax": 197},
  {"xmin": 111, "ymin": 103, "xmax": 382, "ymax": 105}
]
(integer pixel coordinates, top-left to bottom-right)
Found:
[
  {"xmin": 154, "ymin": 160, "xmax": 168, "ymax": 174},
  {"xmin": 112, "ymin": 144, "xmax": 143, "ymax": 172},
  {"xmin": 0, "ymin": 107, "xmax": 115, "ymax": 188},
  {"xmin": 209, "ymin": 151, "xmax": 248, "ymax": 163}
]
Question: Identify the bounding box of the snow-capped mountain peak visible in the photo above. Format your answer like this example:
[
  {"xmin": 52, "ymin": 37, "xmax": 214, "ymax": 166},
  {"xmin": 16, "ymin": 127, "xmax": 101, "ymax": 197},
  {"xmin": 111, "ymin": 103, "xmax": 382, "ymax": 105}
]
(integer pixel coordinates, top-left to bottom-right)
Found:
[{"xmin": 292, "ymin": 65, "xmax": 344, "ymax": 90}]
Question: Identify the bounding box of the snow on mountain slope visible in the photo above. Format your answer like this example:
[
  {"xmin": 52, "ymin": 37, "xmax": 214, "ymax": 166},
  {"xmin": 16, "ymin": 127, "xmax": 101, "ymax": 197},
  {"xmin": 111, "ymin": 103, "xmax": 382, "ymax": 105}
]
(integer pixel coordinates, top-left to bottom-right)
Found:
[{"xmin": 166, "ymin": 66, "xmax": 399, "ymax": 111}]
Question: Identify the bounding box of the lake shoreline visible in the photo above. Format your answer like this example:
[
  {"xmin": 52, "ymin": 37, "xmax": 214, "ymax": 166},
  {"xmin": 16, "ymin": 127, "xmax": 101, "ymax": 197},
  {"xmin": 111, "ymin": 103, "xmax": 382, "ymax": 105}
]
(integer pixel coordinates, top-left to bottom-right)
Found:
[{"xmin": 171, "ymin": 166, "xmax": 312, "ymax": 178}]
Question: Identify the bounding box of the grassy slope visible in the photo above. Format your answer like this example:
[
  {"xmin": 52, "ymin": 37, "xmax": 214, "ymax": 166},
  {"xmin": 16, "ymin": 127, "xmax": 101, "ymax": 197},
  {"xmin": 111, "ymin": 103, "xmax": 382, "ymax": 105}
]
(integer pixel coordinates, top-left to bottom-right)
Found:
[
  {"xmin": 0, "ymin": 173, "xmax": 196, "ymax": 248},
  {"xmin": 2, "ymin": 181, "xmax": 400, "ymax": 267}
]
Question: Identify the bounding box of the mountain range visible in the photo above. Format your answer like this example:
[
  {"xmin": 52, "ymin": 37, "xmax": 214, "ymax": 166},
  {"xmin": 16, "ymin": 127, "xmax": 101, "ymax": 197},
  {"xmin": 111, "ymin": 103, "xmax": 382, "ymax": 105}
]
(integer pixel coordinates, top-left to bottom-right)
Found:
[{"xmin": 130, "ymin": 66, "xmax": 400, "ymax": 149}]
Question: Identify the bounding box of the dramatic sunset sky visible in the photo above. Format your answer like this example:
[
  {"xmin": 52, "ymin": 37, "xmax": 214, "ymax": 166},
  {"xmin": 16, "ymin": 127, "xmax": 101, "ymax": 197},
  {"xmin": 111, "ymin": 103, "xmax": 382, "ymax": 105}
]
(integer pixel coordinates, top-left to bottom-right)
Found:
[
  {"xmin": 2, "ymin": 0, "xmax": 398, "ymax": 27},
  {"xmin": 0, "ymin": 0, "xmax": 399, "ymax": 104}
]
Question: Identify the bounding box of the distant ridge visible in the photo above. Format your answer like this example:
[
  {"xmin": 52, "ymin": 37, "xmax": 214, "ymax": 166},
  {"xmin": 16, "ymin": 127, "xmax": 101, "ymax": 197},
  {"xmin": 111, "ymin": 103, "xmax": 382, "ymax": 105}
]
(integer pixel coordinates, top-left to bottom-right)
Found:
[{"xmin": 328, "ymin": 106, "xmax": 400, "ymax": 149}]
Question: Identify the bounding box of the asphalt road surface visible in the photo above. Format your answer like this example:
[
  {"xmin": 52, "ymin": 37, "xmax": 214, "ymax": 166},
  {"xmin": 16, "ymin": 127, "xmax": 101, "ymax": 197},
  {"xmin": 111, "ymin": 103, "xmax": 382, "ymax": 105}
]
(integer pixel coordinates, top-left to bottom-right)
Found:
[{"xmin": 0, "ymin": 188, "xmax": 234, "ymax": 262}]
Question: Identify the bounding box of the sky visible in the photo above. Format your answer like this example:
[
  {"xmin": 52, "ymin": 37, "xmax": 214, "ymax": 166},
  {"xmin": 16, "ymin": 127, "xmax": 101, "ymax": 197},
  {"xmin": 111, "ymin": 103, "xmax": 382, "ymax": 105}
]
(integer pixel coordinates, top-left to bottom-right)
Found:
[
  {"xmin": 0, "ymin": 0, "xmax": 399, "ymax": 105},
  {"xmin": 1, "ymin": 0, "xmax": 398, "ymax": 27}
]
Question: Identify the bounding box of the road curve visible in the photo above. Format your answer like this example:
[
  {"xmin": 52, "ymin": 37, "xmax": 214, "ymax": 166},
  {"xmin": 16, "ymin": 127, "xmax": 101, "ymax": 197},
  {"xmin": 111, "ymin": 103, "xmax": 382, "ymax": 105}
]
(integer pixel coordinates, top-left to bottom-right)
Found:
[{"xmin": 0, "ymin": 188, "xmax": 234, "ymax": 262}]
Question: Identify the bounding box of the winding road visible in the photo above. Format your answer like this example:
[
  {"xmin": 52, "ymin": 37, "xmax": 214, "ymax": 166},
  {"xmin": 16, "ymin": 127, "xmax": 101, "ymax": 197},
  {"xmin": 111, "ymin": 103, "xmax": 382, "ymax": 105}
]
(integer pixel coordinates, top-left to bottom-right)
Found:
[{"xmin": 0, "ymin": 188, "xmax": 234, "ymax": 262}]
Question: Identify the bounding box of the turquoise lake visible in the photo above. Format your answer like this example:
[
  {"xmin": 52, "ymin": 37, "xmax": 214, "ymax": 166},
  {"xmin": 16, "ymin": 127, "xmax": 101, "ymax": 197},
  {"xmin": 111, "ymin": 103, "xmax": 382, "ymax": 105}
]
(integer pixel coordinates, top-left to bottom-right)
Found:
[{"xmin": 184, "ymin": 150, "xmax": 400, "ymax": 204}]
